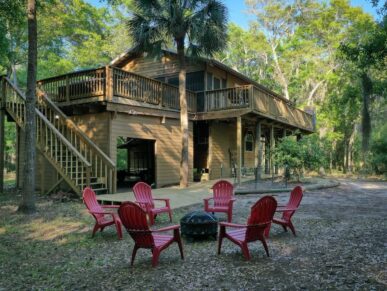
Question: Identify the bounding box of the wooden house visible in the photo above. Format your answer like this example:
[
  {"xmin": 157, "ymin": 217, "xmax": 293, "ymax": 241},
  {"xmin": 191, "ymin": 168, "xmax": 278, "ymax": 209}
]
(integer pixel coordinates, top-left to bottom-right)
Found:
[{"xmin": 0, "ymin": 49, "xmax": 314, "ymax": 195}]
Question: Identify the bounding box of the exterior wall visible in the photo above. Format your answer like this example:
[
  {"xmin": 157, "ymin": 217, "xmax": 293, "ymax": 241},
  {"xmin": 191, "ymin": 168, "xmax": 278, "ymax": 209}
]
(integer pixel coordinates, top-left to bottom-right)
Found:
[
  {"xmin": 110, "ymin": 113, "xmax": 194, "ymax": 187},
  {"xmin": 208, "ymin": 121, "xmax": 236, "ymax": 179},
  {"xmin": 120, "ymin": 54, "xmax": 204, "ymax": 79},
  {"xmin": 70, "ymin": 112, "xmax": 111, "ymax": 155}
]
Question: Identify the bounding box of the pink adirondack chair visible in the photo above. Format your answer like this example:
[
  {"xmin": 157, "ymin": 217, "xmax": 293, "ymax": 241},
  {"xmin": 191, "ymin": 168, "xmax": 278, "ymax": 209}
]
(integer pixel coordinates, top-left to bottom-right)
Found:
[
  {"xmin": 132, "ymin": 182, "xmax": 172, "ymax": 225},
  {"xmin": 204, "ymin": 180, "xmax": 236, "ymax": 222},
  {"xmin": 218, "ymin": 196, "xmax": 277, "ymax": 260},
  {"xmin": 118, "ymin": 201, "xmax": 184, "ymax": 267},
  {"xmin": 269, "ymin": 185, "xmax": 303, "ymax": 236},
  {"xmin": 82, "ymin": 187, "xmax": 123, "ymax": 239}
]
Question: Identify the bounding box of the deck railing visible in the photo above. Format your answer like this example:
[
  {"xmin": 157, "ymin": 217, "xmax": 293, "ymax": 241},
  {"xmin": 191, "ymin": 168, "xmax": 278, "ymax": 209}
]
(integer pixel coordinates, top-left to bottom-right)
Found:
[
  {"xmin": 38, "ymin": 67, "xmax": 313, "ymax": 131},
  {"xmin": 199, "ymin": 85, "xmax": 314, "ymax": 131},
  {"xmin": 38, "ymin": 67, "xmax": 197, "ymax": 112}
]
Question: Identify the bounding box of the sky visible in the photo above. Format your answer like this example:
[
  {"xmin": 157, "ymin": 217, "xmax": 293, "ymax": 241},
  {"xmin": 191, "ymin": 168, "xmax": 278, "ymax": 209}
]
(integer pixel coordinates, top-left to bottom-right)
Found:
[{"xmin": 86, "ymin": 0, "xmax": 380, "ymax": 29}]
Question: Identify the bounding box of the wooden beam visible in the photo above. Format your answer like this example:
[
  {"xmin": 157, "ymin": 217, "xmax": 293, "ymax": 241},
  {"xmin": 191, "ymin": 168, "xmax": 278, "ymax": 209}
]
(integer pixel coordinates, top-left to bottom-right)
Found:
[
  {"xmin": 255, "ymin": 121, "xmax": 262, "ymax": 181},
  {"xmin": 237, "ymin": 116, "xmax": 242, "ymax": 185},
  {"xmin": 270, "ymin": 125, "xmax": 275, "ymax": 176}
]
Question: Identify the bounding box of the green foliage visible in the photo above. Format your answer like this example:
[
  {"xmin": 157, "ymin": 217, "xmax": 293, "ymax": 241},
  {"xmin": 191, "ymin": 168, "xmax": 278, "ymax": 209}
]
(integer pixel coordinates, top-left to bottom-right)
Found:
[
  {"xmin": 128, "ymin": 0, "xmax": 228, "ymax": 57},
  {"xmin": 273, "ymin": 134, "xmax": 328, "ymax": 180},
  {"xmin": 370, "ymin": 124, "xmax": 387, "ymax": 174},
  {"xmin": 116, "ymin": 137, "xmax": 127, "ymax": 171}
]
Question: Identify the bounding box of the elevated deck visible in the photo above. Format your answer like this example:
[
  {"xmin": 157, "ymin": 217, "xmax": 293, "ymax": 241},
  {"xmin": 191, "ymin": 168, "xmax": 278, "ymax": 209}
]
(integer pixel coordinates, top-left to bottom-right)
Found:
[{"xmin": 38, "ymin": 66, "xmax": 314, "ymax": 132}]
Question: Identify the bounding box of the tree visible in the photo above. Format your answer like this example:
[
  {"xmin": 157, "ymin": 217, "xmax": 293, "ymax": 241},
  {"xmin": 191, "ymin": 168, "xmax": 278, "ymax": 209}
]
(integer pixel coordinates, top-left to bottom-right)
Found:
[
  {"xmin": 18, "ymin": 0, "xmax": 37, "ymax": 213},
  {"xmin": 340, "ymin": 14, "xmax": 387, "ymax": 164},
  {"xmin": 128, "ymin": 0, "xmax": 228, "ymax": 187}
]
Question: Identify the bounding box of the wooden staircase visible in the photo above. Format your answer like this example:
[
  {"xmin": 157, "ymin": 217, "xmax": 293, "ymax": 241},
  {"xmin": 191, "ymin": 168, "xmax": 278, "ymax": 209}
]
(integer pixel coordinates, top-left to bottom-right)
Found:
[{"xmin": 0, "ymin": 76, "xmax": 116, "ymax": 195}]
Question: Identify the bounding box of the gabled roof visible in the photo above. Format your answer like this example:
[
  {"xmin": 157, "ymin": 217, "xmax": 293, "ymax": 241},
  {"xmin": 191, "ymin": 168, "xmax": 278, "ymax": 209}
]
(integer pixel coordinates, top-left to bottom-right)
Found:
[{"xmin": 109, "ymin": 48, "xmax": 292, "ymax": 105}]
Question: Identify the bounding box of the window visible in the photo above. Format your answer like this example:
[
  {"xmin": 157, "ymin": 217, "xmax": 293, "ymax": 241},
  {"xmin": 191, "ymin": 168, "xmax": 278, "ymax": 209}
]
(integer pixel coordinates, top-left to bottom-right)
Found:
[
  {"xmin": 214, "ymin": 77, "xmax": 221, "ymax": 89},
  {"xmin": 245, "ymin": 131, "xmax": 254, "ymax": 152},
  {"xmin": 206, "ymin": 73, "xmax": 213, "ymax": 90}
]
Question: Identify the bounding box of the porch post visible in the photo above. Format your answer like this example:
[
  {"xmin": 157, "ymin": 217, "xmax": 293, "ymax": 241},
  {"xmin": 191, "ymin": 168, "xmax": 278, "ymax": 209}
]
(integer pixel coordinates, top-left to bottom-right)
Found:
[
  {"xmin": 255, "ymin": 121, "xmax": 262, "ymax": 181},
  {"xmin": 236, "ymin": 116, "xmax": 242, "ymax": 185},
  {"xmin": 270, "ymin": 125, "xmax": 275, "ymax": 176}
]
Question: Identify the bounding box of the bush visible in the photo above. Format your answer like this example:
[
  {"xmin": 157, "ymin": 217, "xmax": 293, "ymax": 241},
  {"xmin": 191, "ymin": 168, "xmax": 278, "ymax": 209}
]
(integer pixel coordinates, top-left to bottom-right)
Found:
[
  {"xmin": 370, "ymin": 124, "xmax": 387, "ymax": 174},
  {"xmin": 273, "ymin": 134, "xmax": 328, "ymax": 180}
]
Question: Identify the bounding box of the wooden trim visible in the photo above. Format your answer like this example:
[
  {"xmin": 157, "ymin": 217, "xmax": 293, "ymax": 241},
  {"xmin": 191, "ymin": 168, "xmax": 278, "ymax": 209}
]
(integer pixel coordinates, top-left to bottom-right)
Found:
[{"xmin": 236, "ymin": 117, "xmax": 242, "ymax": 185}]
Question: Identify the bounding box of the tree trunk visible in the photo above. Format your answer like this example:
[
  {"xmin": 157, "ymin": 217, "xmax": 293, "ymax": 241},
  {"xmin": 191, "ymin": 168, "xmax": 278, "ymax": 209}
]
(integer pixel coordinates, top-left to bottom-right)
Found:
[
  {"xmin": 360, "ymin": 72, "xmax": 372, "ymax": 166},
  {"xmin": 177, "ymin": 39, "xmax": 188, "ymax": 188},
  {"xmin": 18, "ymin": 0, "xmax": 37, "ymax": 213}
]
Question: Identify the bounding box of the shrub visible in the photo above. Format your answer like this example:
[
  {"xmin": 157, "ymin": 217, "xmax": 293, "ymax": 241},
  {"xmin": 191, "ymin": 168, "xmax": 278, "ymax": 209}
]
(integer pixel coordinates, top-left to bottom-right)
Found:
[
  {"xmin": 370, "ymin": 124, "xmax": 387, "ymax": 174},
  {"xmin": 273, "ymin": 134, "xmax": 328, "ymax": 180}
]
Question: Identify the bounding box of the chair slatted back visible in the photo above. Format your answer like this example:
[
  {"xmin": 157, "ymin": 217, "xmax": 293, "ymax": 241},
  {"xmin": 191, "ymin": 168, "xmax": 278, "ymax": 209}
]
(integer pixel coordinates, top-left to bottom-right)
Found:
[
  {"xmin": 118, "ymin": 202, "xmax": 154, "ymax": 247},
  {"xmin": 246, "ymin": 196, "xmax": 277, "ymax": 242},
  {"xmin": 83, "ymin": 187, "xmax": 104, "ymax": 220},
  {"xmin": 212, "ymin": 180, "xmax": 234, "ymax": 207},
  {"xmin": 133, "ymin": 182, "xmax": 155, "ymax": 209},
  {"xmin": 282, "ymin": 186, "xmax": 303, "ymax": 221}
]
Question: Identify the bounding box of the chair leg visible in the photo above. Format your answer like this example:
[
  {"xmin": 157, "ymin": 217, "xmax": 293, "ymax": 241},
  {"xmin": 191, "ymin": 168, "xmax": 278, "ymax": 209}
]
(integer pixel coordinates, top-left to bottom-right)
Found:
[
  {"xmin": 92, "ymin": 224, "xmax": 99, "ymax": 237},
  {"xmin": 152, "ymin": 249, "xmax": 160, "ymax": 267},
  {"xmin": 281, "ymin": 225, "xmax": 287, "ymax": 232},
  {"xmin": 131, "ymin": 245, "xmax": 139, "ymax": 266},
  {"xmin": 260, "ymin": 237, "xmax": 270, "ymax": 257},
  {"xmin": 227, "ymin": 209, "xmax": 232, "ymax": 222},
  {"xmin": 168, "ymin": 210, "xmax": 173, "ymax": 222},
  {"xmin": 264, "ymin": 222, "xmax": 271, "ymax": 238},
  {"xmin": 115, "ymin": 221, "xmax": 123, "ymax": 240},
  {"xmin": 218, "ymin": 227, "xmax": 225, "ymax": 255},
  {"xmin": 177, "ymin": 238, "xmax": 184, "ymax": 260},
  {"xmin": 241, "ymin": 243, "xmax": 251, "ymax": 260},
  {"xmin": 288, "ymin": 221, "xmax": 296, "ymax": 236}
]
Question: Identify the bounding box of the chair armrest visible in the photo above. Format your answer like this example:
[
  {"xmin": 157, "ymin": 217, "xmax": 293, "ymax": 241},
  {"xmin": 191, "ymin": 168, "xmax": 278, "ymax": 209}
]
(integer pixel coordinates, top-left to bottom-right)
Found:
[
  {"xmin": 203, "ymin": 197, "xmax": 213, "ymax": 201},
  {"xmin": 152, "ymin": 225, "xmax": 180, "ymax": 232},
  {"xmin": 153, "ymin": 198, "xmax": 170, "ymax": 202},
  {"xmin": 276, "ymin": 207, "xmax": 297, "ymax": 212},
  {"xmin": 219, "ymin": 222, "xmax": 247, "ymax": 228},
  {"xmin": 90, "ymin": 211, "xmax": 114, "ymax": 215}
]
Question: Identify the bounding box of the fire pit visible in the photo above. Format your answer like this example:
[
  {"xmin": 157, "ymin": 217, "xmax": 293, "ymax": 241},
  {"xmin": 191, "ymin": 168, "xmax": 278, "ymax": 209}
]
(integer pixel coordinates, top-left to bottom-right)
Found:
[{"xmin": 180, "ymin": 210, "xmax": 218, "ymax": 241}]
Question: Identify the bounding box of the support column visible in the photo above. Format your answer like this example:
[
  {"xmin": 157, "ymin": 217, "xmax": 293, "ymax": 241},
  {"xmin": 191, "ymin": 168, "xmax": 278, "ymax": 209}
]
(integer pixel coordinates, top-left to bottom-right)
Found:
[
  {"xmin": 265, "ymin": 132, "xmax": 270, "ymax": 174},
  {"xmin": 236, "ymin": 116, "xmax": 242, "ymax": 185},
  {"xmin": 270, "ymin": 125, "xmax": 275, "ymax": 176},
  {"xmin": 255, "ymin": 121, "xmax": 262, "ymax": 181}
]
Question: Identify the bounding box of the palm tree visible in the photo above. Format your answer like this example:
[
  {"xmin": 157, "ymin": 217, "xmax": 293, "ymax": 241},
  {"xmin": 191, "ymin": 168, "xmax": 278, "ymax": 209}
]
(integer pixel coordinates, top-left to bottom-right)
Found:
[{"xmin": 128, "ymin": 0, "xmax": 228, "ymax": 187}]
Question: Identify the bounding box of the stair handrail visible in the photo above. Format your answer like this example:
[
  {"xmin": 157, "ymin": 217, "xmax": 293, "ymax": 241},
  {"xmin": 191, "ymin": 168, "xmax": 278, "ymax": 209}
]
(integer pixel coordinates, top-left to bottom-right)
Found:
[
  {"xmin": 37, "ymin": 90, "xmax": 116, "ymax": 169},
  {"xmin": 3, "ymin": 77, "xmax": 91, "ymax": 167}
]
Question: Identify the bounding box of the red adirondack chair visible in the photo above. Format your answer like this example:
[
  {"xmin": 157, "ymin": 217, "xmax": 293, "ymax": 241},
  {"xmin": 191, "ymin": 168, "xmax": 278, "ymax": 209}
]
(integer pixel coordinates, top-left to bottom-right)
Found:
[
  {"xmin": 204, "ymin": 180, "xmax": 236, "ymax": 222},
  {"xmin": 118, "ymin": 201, "xmax": 184, "ymax": 267},
  {"xmin": 218, "ymin": 196, "xmax": 277, "ymax": 260},
  {"xmin": 270, "ymin": 185, "xmax": 303, "ymax": 236},
  {"xmin": 132, "ymin": 182, "xmax": 172, "ymax": 225},
  {"xmin": 82, "ymin": 187, "xmax": 123, "ymax": 239}
]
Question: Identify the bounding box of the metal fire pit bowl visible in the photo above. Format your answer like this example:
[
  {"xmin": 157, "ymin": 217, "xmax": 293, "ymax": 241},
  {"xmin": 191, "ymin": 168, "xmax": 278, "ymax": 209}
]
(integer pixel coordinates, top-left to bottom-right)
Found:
[{"xmin": 180, "ymin": 210, "xmax": 218, "ymax": 241}]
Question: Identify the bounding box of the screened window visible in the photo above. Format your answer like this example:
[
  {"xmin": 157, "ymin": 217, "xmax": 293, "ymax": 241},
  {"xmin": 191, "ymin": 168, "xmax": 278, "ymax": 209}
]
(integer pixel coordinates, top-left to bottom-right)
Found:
[{"xmin": 245, "ymin": 131, "xmax": 254, "ymax": 152}]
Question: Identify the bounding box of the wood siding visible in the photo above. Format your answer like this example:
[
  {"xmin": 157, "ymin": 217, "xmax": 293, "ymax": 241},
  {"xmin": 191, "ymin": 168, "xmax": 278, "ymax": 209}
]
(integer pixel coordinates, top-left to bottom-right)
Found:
[
  {"xmin": 120, "ymin": 54, "xmax": 204, "ymax": 79},
  {"xmin": 110, "ymin": 113, "xmax": 193, "ymax": 187},
  {"xmin": 208, "ymin": 121, "xmax": 236, "ymax": 179},
  {"xmin": 70, "ymin": 112, "xmax": 111, "ymax": 155}
]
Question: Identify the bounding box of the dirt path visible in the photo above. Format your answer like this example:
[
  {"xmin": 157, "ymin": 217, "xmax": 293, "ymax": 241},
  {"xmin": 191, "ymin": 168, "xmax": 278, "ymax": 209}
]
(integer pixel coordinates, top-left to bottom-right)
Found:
[{"xmin": 0, "ymin": 179, "xmax": 386, "ymax": 290}]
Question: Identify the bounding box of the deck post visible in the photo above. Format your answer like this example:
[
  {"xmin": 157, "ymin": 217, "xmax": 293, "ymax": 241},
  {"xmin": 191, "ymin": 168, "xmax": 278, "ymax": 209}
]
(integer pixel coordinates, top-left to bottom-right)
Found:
[
  {"xmin": 0, "ymin": 78, "xmax": 5, "ymax": 192},
  {"xmin": 255, "ymin": 121, "xmax": 262, "ymax": 181},
  {"xmin": 105, "ymin": 66, "xmax": 113, "ymax": 102},
  {"xmin": 236, "ymin": 116, "xmax": 242, "ymax": 185},
  {"xmin": 270, "ymin": 125, "xmax": 275, "ymax": 176}
]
